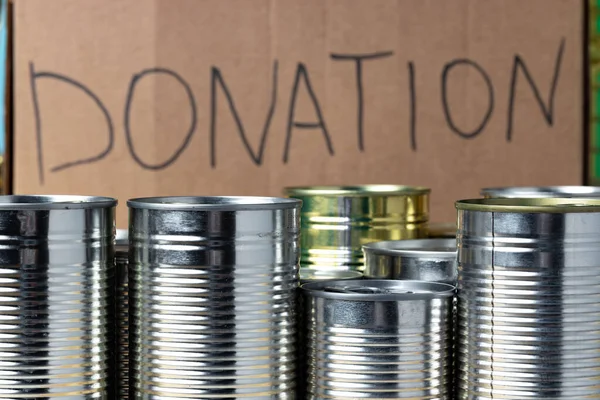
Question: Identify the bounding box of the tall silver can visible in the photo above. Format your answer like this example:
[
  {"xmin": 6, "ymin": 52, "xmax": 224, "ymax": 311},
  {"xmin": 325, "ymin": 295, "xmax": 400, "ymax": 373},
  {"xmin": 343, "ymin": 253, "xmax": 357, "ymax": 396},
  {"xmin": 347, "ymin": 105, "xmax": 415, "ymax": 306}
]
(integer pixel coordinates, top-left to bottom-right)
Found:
[
  {"xmin": 302, "ymin": 279, "xmax": 455, "ymax": 399},
  {"xmin": 128, "ymin": 196, "xmax": 301, "ymax": 399},
  {"xmin": 481, "ymin": 185, "xmax": 600, "ymax": 198},
  {"xmin": 362, "ymin": 238, "xmax": 457, "ymax": 284},
  {"xmin": 456, "ymin": 198, "xmax": 600, "ymax": 399},
  {"xmin": 0, "ymin": 195, "xmax": 117, "ymax": 399},
  {"xmin": 115, "ymin": 229, "xmax": 129, "ymax": 400}
]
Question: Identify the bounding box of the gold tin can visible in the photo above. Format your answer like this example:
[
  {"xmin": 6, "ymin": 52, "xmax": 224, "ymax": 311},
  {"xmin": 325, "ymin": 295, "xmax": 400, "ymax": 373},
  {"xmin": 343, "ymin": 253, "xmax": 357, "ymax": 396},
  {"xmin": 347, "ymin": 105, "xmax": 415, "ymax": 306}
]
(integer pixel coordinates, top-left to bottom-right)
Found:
[{"xmin": 284, "ymin": 185, "xmax": 430, "ymax": 271}]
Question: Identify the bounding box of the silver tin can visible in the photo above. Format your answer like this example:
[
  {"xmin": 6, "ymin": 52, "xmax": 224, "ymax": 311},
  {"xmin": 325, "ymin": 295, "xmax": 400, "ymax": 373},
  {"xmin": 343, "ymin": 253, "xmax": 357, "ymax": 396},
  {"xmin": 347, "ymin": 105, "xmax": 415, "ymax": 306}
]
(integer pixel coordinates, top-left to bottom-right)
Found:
[
  {"xmin": 115, "ymin": 229, "xmax": 129, "ymax": 400},
  {"xmin": 128, "ymin": 196, "xmax": 301, "ymax": 399},
  {"xmin": 362, "ymin": 238, "xmax": 457, "ymax": 284},
  {"xmin": 0, "ymin": 195, "xmax": 117, "ymax": 399},
  {"xmin": 456, "ymin": 198, "xmax": 600, "ymax": 399},
  {"xmin": 302, "ymin": 279, "xmax": 455, "ymax": 399},
  {"xmin": 481, "ymin": 185, "xmax": 600, "ymax": 198}
]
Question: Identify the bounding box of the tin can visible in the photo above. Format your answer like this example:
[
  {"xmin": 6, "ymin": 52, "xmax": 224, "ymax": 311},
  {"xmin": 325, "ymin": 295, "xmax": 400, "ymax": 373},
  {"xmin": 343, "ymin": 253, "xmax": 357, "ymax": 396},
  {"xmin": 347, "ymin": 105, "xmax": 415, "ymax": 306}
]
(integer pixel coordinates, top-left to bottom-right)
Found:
[
  {"xmin": 302, "ymin": 279, "xmax": 455, "ymax": 399},
  {"xmin": 481, "ymin": 185, "xmax": 600, "ymax": 198},
  {"xmin": 362, "ymin": 238, "xmax": 457, "ymax": 284},
  {"xmin": 128, "ymin": 196, "xmax": 301, "ymax": 399},
  {"xmin": 284, "ymin": 185, "xmax": 430, "ymax": 272},
  {"xmin": 0, "ymin": 195, "xmax": 117, "ymax": 398},
  {"xmin": 115, "ymin": 229, "xmax": 129, "ymax": 400},
  {"xmin": 456, "ymin": 198, "xmax": 600, "ymax": 399},
  {"xmin": 428, "ymin": 222, "xmax": 456, "ymax": 238}
]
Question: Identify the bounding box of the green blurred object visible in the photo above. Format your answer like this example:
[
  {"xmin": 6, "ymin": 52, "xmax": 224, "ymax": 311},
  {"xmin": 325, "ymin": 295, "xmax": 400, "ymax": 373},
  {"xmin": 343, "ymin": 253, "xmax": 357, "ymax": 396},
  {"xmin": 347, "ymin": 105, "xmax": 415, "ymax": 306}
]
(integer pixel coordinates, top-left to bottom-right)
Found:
[
  {"xmin": 284, "ymin": 185, "xmax": 430, "ymax": 272},
  {"xmin": 590, "ymin": 0, "xmax": 600, "ymax": 183}
]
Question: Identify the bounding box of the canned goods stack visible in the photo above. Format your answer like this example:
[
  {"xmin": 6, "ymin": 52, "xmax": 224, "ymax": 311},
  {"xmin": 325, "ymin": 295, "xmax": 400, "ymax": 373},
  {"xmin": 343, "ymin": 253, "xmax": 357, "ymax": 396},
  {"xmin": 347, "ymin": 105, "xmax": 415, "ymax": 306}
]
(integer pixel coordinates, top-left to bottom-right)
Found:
[
  {"xmin": 285, "ymin": 185, "xmax": 430, "ymax": 272},
  {"xmin": 115, "ymin": 229, "xmax": 129, "ymax": 400},
  {"xmin": 128, "ymin": 196, "xmax": 301, "ymax": 398},
  {"xmin": 0, "ymin": 195, "xmax": 117, "ymax": 398},
  {"xmin": 302, "ymin": 279, "xmax": 455, "ymax": 399},
  {"xmin": 362, "ymin": 238, "xmax": 457, "ymax": 284},
  {"xmin": 456, "ymin": 198, "xmax": 600, "ymax": 399}
]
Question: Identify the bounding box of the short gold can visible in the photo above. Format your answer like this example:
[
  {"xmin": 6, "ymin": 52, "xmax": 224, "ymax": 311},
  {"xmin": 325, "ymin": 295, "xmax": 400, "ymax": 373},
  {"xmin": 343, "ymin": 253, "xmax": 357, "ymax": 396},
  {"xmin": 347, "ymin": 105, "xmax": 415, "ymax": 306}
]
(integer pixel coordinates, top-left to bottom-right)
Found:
[{"xmin": 284, "ymin": 185, "xmax": 430, "ymax": 271}]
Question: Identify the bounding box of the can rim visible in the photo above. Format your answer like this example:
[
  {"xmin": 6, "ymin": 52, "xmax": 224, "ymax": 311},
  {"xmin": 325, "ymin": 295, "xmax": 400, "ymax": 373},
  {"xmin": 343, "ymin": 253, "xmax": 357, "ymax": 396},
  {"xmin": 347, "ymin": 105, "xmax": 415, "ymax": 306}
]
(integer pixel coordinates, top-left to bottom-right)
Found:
[
  {"xmin": 301, "ymin": 279, "xmax": 455, "ymax": 301},
  {"xmin": 0, "ymin": 195, "xmax": 117, "ymax": 210},
  {"xmin": 481, "ymin": 186, "xmax": 600, "ymax": 198},
  {"xmin": 127, "ymin": 196, "xmax": 301, "ymax": 210},
  {"xmin": 362, "ymin": 238, "xmax": 456, "ymax": 258},
  {"xmin": 456, "ymin": 198, "xmax": 600, "ymax": 213},
  {"xmin": 299, "ymin": 268, "xmax": 363, "ymax": 282},
  {"xmin": 116, "ymin": 229, "xmax": 128, "ymax": 247},
  {"xmin": 284, "ymin": 185, "xmax": 430, "ymax": 196}
]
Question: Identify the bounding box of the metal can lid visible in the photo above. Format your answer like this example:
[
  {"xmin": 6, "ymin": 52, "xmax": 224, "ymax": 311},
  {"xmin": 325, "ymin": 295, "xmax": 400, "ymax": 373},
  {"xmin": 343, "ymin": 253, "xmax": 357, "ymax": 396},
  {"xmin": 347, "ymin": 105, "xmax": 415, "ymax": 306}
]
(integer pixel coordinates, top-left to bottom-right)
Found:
[
  {"xmin": 301, "ymin": 279, "xmax": 455, "ymax": 301},
  {"xmin": 481, "ymin": 186, "xmax": 600, "ymax": 199},
  {"xmin": 456, "ymin": 198, "xmax": 600, "ymax": 213},
  {"xmin": 127, "ymin": 196, "xmax": 301, "ymax": 211},
  {"xmin": 284, "ymin": 185, "xmax": 430, "ymax": 197},
  {"xmin": 0, "ymin": 195, "xmax": 117, "ymax": 210},
  {"xmin": 363, "ymin": 238, "xmax": 456, "ymax": 258},
  {"xmin": 299, "ymin": 268, "xmax": 363, "ymax": 283}
]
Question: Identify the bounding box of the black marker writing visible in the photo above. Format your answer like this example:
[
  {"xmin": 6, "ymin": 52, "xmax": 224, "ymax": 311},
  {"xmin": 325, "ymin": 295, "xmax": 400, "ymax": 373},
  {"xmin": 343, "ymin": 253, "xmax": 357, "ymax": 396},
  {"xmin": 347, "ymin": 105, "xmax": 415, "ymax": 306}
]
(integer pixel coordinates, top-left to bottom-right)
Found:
[
  {"xmin": 441, "ymin": 58, "xmax": 494, "ymax": 139},
  {"xmin": 29, "ymin": 62, "xmax": 114, "ymax": 184},
  {"xmin": 283, "ymin": 63, "xmax": 334, "ymax": 163},
  {"xmin": 507, "ymin": 37, "xmax": 565, "ymax": 142},
  {"xmin": 330, "ymin": 51, "xmax": 393, "ymax": 151},
  {"xmin": 210, "ymin": 61, "xmax": 278, "ymax": 167},
  {"xmin": 124, "ymin": 68, "xmax": 197, "ymax": 170}
]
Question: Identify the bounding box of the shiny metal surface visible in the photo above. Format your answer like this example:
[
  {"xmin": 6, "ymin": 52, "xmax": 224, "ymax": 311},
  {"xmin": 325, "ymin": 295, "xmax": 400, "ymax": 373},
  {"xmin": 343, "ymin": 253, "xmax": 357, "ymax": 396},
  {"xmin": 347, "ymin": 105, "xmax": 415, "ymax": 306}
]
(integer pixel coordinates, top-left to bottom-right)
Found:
[
  {"xmin": 363, "ymin": 238, "xmax": 457, "ymax": 284},
  {"xmin": 302, "ymin": 280, "xmax": 455, "ymax": 399},
  {"xmin": 299, "ymin": 268, "xmax": 363, "ymax": 284},
  {"xmin": 296, "ymin": 268, "xmax": 362, "ymax": 400},
  {"xmin": 456, "ymin": 198, "xmax": 600, "ymax": 399},
  {"xmin": 115, "ymin": 229, "xmax": 129, "ymax": 400},
  {"xmin": 128, "ymin": 196, "xmax": 301, "ymax": 399},
  {"xmin": 0, "ymin": 195, "xmax": 117, "ymax": 399},
  {"xmin": 284, "ymin": 185, "xmax": 430, "ymax": 272},
  {"xmin": 481, "ymin": 185, "xmax": 600, "ymax": 198}
]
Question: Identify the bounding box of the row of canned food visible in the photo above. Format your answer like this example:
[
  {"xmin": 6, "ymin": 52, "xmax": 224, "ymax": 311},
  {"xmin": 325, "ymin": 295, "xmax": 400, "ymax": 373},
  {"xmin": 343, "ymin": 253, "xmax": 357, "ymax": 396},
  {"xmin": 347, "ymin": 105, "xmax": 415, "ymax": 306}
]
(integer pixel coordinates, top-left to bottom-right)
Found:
[{"xmin": 0, "ymin": 185, "xmax": 597, "ymax": 399}]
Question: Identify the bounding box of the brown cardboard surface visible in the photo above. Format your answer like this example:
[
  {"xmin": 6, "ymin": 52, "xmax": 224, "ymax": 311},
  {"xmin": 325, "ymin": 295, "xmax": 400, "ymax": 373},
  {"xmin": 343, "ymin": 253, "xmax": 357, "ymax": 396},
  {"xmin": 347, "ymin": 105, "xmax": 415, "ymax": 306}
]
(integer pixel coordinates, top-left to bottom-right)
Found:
[{"xmin": 13, "ymin": 0, "xmax": 583, "ymax": 227}]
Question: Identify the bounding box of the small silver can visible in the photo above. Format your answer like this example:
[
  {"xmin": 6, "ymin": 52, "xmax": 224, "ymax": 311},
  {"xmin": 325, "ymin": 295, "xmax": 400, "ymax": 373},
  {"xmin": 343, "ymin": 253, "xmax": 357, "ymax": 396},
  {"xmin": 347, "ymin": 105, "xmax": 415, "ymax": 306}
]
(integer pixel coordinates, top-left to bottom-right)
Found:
[
  {"xmin": 128, "ymin": 196, "xmax": 301, "ymax": 399},
  {"xmin": 0, "ymin": 195, "xmax": 117, "ymax": 398},
  {"xmin": 115, "ymin": 229, "xmax": 129, "ymax": 400},
  {"xmin": 362, "ymin": 238, "xmax": 457, "ymax": 284},
  {"xmin": 302, "ymin": 279, "xmax": 455, "ymax": 399}
]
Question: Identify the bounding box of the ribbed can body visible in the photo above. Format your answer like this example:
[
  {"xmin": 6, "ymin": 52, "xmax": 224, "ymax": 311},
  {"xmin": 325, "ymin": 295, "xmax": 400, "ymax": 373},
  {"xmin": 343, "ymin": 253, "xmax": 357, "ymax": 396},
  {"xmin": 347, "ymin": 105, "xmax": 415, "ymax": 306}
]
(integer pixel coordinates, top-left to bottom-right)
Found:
[
  {"xmin": 128, "ymin": 196, "xmax": 301, "ymax": 399},
  {"xmin": 115, "ymin": 230, "xmax": 129, "ymax": 400},
  {"xmin": 296, "ymin": 269, "xmax": 362, "ymax": 400},
  {"xmin": 285, "ymin": 186, "xmax": 430, "ymax": 272},
  {"xmin": 302, "ymin": 280, "xmax": 455, "ymax": 399},
  {"xmin": 0, "ymin": 195, "xmax": 116, "ymax": 399},
  {"xmin": 457, "ymin": 199, "xmax": 600, "ymax": 399}
]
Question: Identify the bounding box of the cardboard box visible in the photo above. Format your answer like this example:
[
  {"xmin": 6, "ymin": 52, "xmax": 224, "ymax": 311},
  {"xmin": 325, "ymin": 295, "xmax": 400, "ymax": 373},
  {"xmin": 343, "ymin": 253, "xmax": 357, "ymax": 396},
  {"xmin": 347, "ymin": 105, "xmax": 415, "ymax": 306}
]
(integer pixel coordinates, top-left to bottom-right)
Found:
[{"xmin": 13, "ymin": 0, "xmax": 583, "ymax": 227}]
